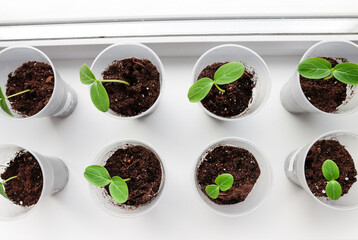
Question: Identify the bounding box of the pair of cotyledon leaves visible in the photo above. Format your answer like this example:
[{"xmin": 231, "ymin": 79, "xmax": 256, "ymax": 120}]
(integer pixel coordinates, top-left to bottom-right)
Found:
[
  {"xmin": 205, "ymin": 173, "xmax": 234, "ymax": 199},
  {"xmin": 322, "ymin": 159, "xmax": 342, "ymax": 201}
]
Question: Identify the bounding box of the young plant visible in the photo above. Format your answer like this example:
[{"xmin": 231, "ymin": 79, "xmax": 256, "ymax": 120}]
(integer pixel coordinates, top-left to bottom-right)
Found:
[
  {"xmin": 322, "ymin": 159, "xmax": 342, "ymax": 200},
  {"xmin": 79, "ymin": 64, "xmax": 130, "ymax": 112},
  {"xmin": 188, "ymin": 62, "xmax": 245, "ymax": 102},
  {"xmin": 0, "ymin": 176, "xmax": 17, "ymax": 199},
  {"xmin": 205, "ymin": 173, "xmax": 234, "ymax": 199},
  {"xmin": 298, "ymin": 57, "xmax": 358, "ymax": 85},
  {"xmin": 84, "ymin": 165, "xmax": 130, "ymax": 204},
  {"xmin": 0, "ymin": 88, "xmax": 30, "ymax": 117}
]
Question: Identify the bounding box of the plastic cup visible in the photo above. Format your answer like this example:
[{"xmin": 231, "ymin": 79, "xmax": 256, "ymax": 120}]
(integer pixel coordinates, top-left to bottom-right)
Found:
[
  {"xmin": 280, "ymin": 41, "xmax": 358, "ymax": 115},
  {"xmin": 284, "ymin": 130, "xmax": 358, "ymax": 210},
  {"xmin": 90, "ymin": 43, "xmax": 164, "ymax": 119},
  {"xmin": 192, "ymin": 44, "xmax": 271, "ymax": 121},
  {"xmin": 0, "ymin": 46, "xmax": 77, "ymax": 119},
  {"xmin": 193, "ymin": 137, "xmax": 272, "ymax": 217},
  {"xmin": 88, "ymin": 139, "xmax": 166, "ymax": 217},
  {"xmin": 0, "ymin": 144, "xmax": 69, "ymax": 221}
]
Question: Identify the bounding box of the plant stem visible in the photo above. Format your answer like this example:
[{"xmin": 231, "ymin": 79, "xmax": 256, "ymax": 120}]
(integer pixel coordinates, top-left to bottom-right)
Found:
[
  {"xmin": 323, "ymin": 72, "xmax": 333, "ymax": 80},
  {"xmin": 6, "ymin": 89, "xmax": 31, "ymax": 99},
  {"xmin": 98, "ymin": 79, "xmax": 130, "ymax": 86},
  {"xmin": 214, "ymin": 83, "xmax": 225, "ymax": 93},
  {"xmin": 123, "ymin": 178, "xmax": 131, "ymax": 182},
  {"xmin": 3, "ymin": 176, "xmax": 17, "ymax": 184}
]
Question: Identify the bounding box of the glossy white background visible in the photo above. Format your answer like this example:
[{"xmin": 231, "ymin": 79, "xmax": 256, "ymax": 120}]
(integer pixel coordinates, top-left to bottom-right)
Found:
[{"xmin": 0, "ymin": 50, "xmax": 357, "ymax": 239}]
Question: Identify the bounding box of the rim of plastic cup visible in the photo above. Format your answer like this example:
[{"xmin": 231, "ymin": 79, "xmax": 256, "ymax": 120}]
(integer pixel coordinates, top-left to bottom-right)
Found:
[
  {"xmin": 295, "ymin": 40, "xmax": 358, "ymax": 116},
  {"xmin": 0, "ymin": 144, "xmax": 46, "ymax": 221},
  {"xmin": 90, "ymin": 43, "xmax": 164, "ymax": 119},
  {"xmin": 88, "ymin": 139, "xmax": 166, "ymax": 217},
  {"xmin": 0, "ymin": 46, "xmax": 58, "ymax": 120},
  {"xmin": 192, "ymin": 137, "xmax": 272, "ymax": 217},
  {"xmin": 191, "ymin": 44, "xmax": 271, "ymax": 121},
  {"xmin": 299, "ymin": 130, "xmax": 358, "ymax": 210}
]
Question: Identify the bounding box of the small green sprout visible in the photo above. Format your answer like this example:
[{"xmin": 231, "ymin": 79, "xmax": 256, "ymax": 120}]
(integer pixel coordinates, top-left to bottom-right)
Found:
[
  {"xmin": 84, "ymin": 165, "xmax": 130, "ymax": 204},
  {"xmin": 0, "ymin": 176, "xmax": 17, "ymax": 199},
  {"xmin": 205, "ymin": 173, "xmax": 234, "ymax": 199},
  {"xmin": 79, "ymin": 64, "xmax": 130, "ymax": 112},
  {"xmin": 188, "ymin": 62, "xmax": 245, "ymax": 102},
  {"xmin": 322, "ymin": 159, "xmax": 342, "ymax": 200},
  {"xmin": 298, "ymin": 57, "xmax": 358, "ymax": 85},
  {"xmin": 0, "ymin": 88, "xmax": 30, "ymax": 116}
]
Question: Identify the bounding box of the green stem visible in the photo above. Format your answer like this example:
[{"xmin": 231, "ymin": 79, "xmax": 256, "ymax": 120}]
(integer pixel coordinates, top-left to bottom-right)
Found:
[
  {"xmin": 6, "ymin": 89, "xmax": 31, "ymax": 99},
  {"xmin": 323, "ymin": 72, "xmax": 333, "ymax": 80},
  {"xmin": 3, "ymin": 176, "xmax": 17, "ymax": 184},
  {"xmin": 98, "ymin": 79, "xmax": 130, "ymax": 86},
  {"xmin": 123, "ymin": 178, "xmax": 131, "ymax": 182},
  {"xmin": 214, "ymin": 83, "xmax": 225, "ymax": 93}
]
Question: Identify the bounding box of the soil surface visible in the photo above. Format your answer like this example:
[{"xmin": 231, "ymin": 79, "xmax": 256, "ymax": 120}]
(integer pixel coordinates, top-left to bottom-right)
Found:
[
  {"xmin": 1, "ymin": 151, "xmax": 43, "ymax": 207},
  {"xmin": 198, "ymin": 62, "xmax": 256, "ymax": 117},
  {"xmin": 103, "ymin": 145, "xmax": 162, "ymax": 207},
  {"xmin": 305, "ymin": 139, "xmax": 357, "ymax": 198},
  {"xmin": 300, "ymin": 57, "xmax": 349, "ymax": 113},
  {"xmin": 196, "ymin": 145, "xmax": 261, "ymax": 205},
  {"xmin": 102, "ymin": 58, "xmax": 160, "ymax": 117},
  {"xmin": 6, "ymin": 61, "xmax": 54, "ymax": 116}
]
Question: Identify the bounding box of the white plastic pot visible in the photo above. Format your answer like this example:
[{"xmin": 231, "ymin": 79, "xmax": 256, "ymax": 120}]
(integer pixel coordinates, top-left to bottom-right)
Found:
[
  {"xmin": 88, "ymin": 139, "xmax": 166, "ymax": 217},
  {"xmin": 284, "ymin": 130, "xmax": 358, "ymax": 210},
  {"xmin": 193, "ymin": 137, "xmax": 272, "ymax": 217},
  {"xmin": 280, "ymin": 41, "xmax": 358, "ymax": 115},
  {"xmin": 0, "ymin": 144, "xmax": 69, "ymax": 220},
  {"xmin": 192, "ymin": 44, "xmax": 271, "ymax": 121},
  {"xmin": 0, "ymin": 46, "xmax": 77, "ymax": 119},
  {"xmin": 90, "ymin": 43, "xmax": 164, "ymax": 119}
]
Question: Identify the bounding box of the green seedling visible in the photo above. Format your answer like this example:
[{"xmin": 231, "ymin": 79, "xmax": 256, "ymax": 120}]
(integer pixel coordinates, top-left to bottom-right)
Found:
[
  {"xmin": 205, "ymin": 173, "xmax": 234, "ymax": 199},
  {"xmin": 188, "ymin": 62, "xmax": 245, "ymax": 102},
  {"xmin": 0, "ymin": 88, "xmax": 30, "ymax": 116},
  {"xmin": 322, "ymin": 159, "xmax": 342, "ymax": 200},
  {"xmin": 298, "ymin": 57, "xmax": 358, "ymax": 85},
  {"xmin": 0, "ymin": 176, "xmax": 17, "ymax": 199},
  {"xmin": 84, "ymin": 165, "xmax": 130, "ymax": 204},
  {"xmin": 79, "ymin": 64, "xmax": 130, "ymax": 112}
]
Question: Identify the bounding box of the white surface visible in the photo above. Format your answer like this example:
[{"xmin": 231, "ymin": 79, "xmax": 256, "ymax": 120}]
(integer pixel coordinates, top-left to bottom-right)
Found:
[
  {"xmin": 0, "ymin": 54, "xmax": 358, "ymax": 239},
  {"xmin": 0, "ymin": 0, "xmax": 357, "ymax": 23}
]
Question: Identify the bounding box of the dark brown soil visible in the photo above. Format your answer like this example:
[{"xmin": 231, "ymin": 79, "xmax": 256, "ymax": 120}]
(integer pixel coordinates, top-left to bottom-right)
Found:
[
  {"xmin": 101, "ymin": 58, "xmax": 160, "ymax": 117},
  {"xmin": 305, "ymin": 140, "xmax": 357, "ymax": 198},
  {"xmin": 198, "ymin": 62, "xmax": 256, "ymax": 117},
  {"xmin": 196, "ymin": 146, "xmax": 261, "ymax": 205},
  {"xmin": 6, "ymin": 61, "xmax": 54, "ymax": 116},
  {"xmin": 300, "ymin": 57, "xmax": 349, "ymax": 113},
  {"xmin": 103, "ymin": 145, "xmax": 162, "ymax": 207},
  {"xmin": 1, "ymin": 151, "xmax": 43, "ymax": 207}
]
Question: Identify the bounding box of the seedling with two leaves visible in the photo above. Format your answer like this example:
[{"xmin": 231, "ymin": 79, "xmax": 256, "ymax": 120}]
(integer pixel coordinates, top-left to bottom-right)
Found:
[
  {"xmin": 298, "ymin": 57, "xmax": 358, "ymax": 85},
  {"xmin": 205, "ymin": 173, "xmax": 234, "ymax": 199},
  {"xmin": 188, "ymin": 62, "xmax": 245, "ymax": 102},
  {"xmin": 0, "ymin": 176, "xmax": 17, "ymax": 199},
  {"xmin": 0, "ymin": 88, "xmax": 30, "ymax": 117},
  {"xmin": 322, "ymin": 159, "xmax": 342, "ymax": 200},
  {"xmin": 84, "ymin": 165, "xmax": 130, "ymax": 204},
  {"xmin": 79, "ymin": 64, "xmax": 130, "ymax": 112}
]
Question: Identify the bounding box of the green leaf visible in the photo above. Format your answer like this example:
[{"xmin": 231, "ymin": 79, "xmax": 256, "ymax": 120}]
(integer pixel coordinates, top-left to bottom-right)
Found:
[
  {"xmin": 188, "ymin": 78, "xmax": 214, "ymax": 103},
  {"xmin": 109, "ymin": 176, "xmax": 129, "ymax": 204},
  {"xmin": 322, "ymin": 159, "xmax": 340, "ymax": 181},
  {"xmin": 214, "ymin": 62, "xmax": 245, "ymax": 85},
  {"xmin": 298, "ymin": 57, "xmax": 332, "ymax": 79},
  {"xmin": 332, "ymin": 62, "xmax": 358, "ymax": 85},
  {"xmin": 0, "ymin": 87, "xmax": 13, "ymax": 117},
  {"xmin": 215, "ymin": 173, "xmax": 234, "ymax": 191},
  {"xmin": 90, "ymin": 81, "xmax": 110, "ymax": 112},
  {"xmin": 84, "ymin": 165, "xmax": 112, "ymax": 187},
  {"xmin": 326, "ymin": 180, "xmax": 342, "ymax": 200},
  {"xmin": 205, "ymin": 184, "xmax": 220, "ymax": 199},
  {"xmin": 80, "ymin": 64, "xmax": 96, "ymax": 85},
  {"xmin": 0, "ymin": 183, "xmax": 8, "ymax": 199}
]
